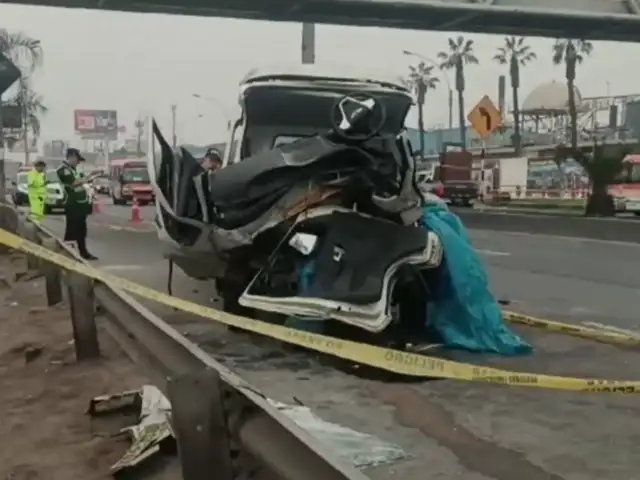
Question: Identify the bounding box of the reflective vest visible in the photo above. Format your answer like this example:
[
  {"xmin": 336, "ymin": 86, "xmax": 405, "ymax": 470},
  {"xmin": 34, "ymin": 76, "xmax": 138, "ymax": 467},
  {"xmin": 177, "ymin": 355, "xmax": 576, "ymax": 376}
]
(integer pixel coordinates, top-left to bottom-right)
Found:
[
  {"xmin": 27, "ymin": 169, "xmax": 47, "ymax": 198},
  {"xmin": 58, "ymin": 162, "xmax": 89, "ymax": 206}
]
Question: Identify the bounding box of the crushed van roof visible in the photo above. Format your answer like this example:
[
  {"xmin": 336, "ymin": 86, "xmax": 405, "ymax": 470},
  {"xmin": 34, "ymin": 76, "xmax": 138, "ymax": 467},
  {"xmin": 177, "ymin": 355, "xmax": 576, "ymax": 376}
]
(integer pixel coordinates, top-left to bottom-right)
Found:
[{"xmin": 240, "ymin": 64, "xmax": 408, "ymax": 92}]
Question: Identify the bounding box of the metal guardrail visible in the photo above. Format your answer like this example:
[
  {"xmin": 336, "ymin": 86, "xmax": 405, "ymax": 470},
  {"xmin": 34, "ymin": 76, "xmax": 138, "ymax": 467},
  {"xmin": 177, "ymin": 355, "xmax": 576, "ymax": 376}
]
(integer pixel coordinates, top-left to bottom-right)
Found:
[
  {"xmin": 455, "ymin": 208, "xmax": 640, "ymax": 243},
  {"xmin": 3, "ymin": 206, "xmax": 365, "ymax": 480}
]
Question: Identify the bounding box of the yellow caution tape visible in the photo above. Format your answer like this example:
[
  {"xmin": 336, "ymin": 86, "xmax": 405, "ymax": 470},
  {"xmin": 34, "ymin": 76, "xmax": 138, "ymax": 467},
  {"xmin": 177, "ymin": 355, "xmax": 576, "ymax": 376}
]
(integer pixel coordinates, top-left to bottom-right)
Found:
[
  {"xmin": 503, "ymin": 311, "xmax": 640, "ymax": 347},
  {"xmin": 2, "ymin": 227, "xmax": 639, "ymax": 394}
]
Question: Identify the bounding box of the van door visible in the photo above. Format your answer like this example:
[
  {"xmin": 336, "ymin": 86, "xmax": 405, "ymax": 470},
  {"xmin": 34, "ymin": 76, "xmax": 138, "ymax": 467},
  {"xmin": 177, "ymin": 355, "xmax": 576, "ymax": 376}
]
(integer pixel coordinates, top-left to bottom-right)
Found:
[{"xmin": 150, "ymin": 120, "xmax": 208, "ymax": 246}]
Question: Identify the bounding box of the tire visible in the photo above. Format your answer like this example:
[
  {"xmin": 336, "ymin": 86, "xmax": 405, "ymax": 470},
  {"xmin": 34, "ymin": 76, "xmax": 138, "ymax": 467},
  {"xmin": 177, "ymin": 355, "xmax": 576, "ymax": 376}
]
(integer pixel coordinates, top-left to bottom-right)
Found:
[
  {"xmin": 634, "ymin": 212, "xmax": 640, "ymax": 217},
  {"xmin": 112, "ymin": 194, "xmax": 124, "ymax": 206},
  {"xmin": 462, "ymin": 199, "xmax": 472, "ymax": 207}
]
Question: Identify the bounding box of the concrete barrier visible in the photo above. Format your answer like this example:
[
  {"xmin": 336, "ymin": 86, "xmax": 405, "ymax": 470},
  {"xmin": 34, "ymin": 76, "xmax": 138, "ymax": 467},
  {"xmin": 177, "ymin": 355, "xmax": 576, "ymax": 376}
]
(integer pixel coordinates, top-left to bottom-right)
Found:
[{"xmin": 455, "ymin": 209, "xmax": 640, "ymax": 244}]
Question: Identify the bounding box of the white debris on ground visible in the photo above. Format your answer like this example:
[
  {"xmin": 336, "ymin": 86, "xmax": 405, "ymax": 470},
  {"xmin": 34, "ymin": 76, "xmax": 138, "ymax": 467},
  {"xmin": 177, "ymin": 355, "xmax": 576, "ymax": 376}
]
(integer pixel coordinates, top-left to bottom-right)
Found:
[
  {"xmin": 269, "ymin": 400, "xmax": 408, "ymax": 468},
  {"xmin": 91, "ymin": 385, "xmax": 407, "ymax": 475},
  {"xmin": 89, "ymin": 385, "xmax": 173, "ymax": 474}
]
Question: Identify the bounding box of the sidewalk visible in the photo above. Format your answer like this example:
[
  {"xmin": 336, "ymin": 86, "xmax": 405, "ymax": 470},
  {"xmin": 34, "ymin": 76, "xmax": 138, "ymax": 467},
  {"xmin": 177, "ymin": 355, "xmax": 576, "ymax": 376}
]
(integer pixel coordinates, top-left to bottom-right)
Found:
[{"xmin": 0, "ymin": 252, "xmax": 172, "ymax": 479}]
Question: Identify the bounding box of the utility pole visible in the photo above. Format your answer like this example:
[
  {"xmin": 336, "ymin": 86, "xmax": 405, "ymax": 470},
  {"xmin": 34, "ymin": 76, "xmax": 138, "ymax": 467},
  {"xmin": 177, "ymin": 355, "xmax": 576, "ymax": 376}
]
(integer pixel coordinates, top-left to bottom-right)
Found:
[
  {"xmin": 0, "ymin": 93, "xmax": 5, "ymax": 200},
  {"xmin": 20, "ymin": 79, "xmax": 30, "ymax": 165},
  {"xmin": 417, "ymin": 79, "xmax": 426, "ymax": 161},
  {"xmin": 301, "ymin": 23, "xmax": 315, "ymax": 65},
  {"xmin": 135, "ymin": 118, "xmax": 144, "ymax": 157},
  {"xmin": 171, "ymin": 104, "xmax": 177, "ymax": 148}
]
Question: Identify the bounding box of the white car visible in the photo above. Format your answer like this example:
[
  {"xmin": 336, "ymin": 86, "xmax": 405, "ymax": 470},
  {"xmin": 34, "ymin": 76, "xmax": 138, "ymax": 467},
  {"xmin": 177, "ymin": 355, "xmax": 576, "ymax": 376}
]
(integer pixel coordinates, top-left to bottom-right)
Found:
[{"xmin": 13, "ymin": 169, "xmax": 94, "ymax": 213}]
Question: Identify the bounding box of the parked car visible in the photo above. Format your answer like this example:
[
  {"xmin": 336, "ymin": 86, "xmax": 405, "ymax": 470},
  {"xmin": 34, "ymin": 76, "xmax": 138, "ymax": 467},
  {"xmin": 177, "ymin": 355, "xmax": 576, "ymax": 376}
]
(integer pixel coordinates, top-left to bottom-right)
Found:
[
  {"xmin": 11, "ymin": 169, "xmax": 93, "ymax": 213},
  {"xmin": 10, "ymin": 172, "xmax": 29, "ymax": 206},
  {"xmin": 92, "ymin": 175, "xmax": 111, "ymax": 195}
]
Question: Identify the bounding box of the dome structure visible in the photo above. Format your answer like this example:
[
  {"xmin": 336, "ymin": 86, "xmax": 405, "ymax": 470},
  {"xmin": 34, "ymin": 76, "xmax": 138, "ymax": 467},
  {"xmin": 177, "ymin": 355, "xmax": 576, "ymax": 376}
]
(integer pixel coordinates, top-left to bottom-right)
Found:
[{"xmin": 521, "ymin": 81, "xmax": 583, "ymax": 113}]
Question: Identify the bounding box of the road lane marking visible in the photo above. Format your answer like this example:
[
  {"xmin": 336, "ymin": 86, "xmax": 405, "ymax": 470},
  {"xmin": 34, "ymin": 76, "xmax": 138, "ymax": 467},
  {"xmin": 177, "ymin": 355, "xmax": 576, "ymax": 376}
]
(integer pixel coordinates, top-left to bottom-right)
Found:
[
  {"xmin": 102, "ymin": 264, "xmax": 145, "ymax": 271},
  {"xmin": 470, "ymin": 229, "xmax": 640, "ymax": 248},
  {"xmin": 104, "ymin": 224, "xmax": 154, "ymax": 233},
  {"xmin": 478, "ymin": 249, "xmax": 511, "ymax": 257}
]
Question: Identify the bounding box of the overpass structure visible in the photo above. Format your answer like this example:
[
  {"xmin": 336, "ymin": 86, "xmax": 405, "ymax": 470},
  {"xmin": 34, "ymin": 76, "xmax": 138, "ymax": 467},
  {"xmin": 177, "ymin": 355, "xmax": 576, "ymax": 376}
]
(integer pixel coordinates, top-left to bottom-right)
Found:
[{"xmin": 10, "ymin": 0, "xmax": 640, "ymax": 42}]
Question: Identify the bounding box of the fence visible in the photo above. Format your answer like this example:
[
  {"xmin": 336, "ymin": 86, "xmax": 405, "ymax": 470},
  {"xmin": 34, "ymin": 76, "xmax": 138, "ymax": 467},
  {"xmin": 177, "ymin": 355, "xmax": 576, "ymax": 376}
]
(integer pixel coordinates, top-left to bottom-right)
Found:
[{"xmin": 3, "ymin": 206, "xmax": 363, "ymax": 480}]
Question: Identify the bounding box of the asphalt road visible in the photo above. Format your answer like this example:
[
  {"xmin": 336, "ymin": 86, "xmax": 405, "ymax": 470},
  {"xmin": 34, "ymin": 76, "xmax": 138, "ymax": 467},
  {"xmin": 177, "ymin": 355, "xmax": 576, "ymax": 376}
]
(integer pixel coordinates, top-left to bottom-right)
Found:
[{"xmin": 40, "ymin": 199, "xmax": 640, "ymax": 480}]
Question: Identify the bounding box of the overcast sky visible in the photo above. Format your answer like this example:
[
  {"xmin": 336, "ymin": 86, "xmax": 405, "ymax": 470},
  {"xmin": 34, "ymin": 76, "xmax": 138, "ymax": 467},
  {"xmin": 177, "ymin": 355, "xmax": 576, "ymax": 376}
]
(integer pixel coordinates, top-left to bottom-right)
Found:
[{"xmin": 2, "ymin": 4, "xmax": 640, "ymax": 147}]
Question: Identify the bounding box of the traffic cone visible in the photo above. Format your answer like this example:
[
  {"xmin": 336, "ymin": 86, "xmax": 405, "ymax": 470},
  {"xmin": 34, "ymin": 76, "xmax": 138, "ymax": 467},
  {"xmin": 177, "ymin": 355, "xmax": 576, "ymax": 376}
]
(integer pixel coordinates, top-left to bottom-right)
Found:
[{"xmin": 131, "ymin": 198, "xmax": 142, "ymax": 224}]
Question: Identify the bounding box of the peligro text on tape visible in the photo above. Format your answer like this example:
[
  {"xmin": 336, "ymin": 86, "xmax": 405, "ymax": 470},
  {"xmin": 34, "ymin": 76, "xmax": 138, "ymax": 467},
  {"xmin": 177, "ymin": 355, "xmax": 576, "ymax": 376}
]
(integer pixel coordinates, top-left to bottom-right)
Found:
[{"xmin": 2, "ymin": 228, "xmax": 638, "ymax": 394}]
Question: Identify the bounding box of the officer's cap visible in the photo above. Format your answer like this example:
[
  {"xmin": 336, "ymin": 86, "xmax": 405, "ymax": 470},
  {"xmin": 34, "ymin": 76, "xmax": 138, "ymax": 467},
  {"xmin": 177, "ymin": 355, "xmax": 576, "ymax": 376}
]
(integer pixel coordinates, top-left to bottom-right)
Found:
[
  {"xmin": 66, "ymin": 148, "xmax": 86, "ymax": 162},
  {"xmin": 204, "ymin": 148, "xmax": 222, "ymax": 162}
]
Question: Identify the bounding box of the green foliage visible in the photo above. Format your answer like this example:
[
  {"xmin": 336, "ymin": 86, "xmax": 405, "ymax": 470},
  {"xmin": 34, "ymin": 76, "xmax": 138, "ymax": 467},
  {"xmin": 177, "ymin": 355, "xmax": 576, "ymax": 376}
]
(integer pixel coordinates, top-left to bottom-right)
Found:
[
  {"xmin": 0, "ymin": 29, "xmax": 45, "ymax": 140},
  {"xmin": 552, "ymin": 39, "xmax": 593, "ymax": 81},
  {"xmin": 7, "ymin": 77, "xmax": 47, "ymax": 137},
  {"xmin": 555, "ymin": 143, "xmax": 632, "ymax": 187},
  {"xmin": 437, "ymin": 36, "xmax": 478, "ymax": 92},
  {"xmin": 493, "ymin": 36, "xmax": 536, "ymax": 89},
  {"xmin": 0, "ymin": 29, "xmax": 42, "ymax": 72},
  {"xmin": 402, "ymin": 62, "xmax": 439, "ymax": 104}
]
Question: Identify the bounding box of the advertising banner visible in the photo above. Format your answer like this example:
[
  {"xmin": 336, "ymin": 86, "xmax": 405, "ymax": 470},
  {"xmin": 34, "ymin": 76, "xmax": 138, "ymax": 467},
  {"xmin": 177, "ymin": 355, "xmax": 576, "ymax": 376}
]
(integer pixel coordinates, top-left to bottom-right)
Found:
[{"xmin": 74, "ymin": 109, "xmax": 118, "ymax": 140}]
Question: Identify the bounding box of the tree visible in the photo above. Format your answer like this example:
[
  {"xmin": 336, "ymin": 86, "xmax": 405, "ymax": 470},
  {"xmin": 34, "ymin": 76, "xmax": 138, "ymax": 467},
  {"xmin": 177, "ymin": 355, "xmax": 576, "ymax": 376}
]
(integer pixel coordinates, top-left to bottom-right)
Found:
[
  {"xmin": 552, "ymin": 39, "xmax": 593, "ymax": 150},
  {"xmin": 437, "ymin": 36, "xmax": 479, "ymax": 149},
  {"xmin": 0, "ymin": 29, "xmax": 42, "ymax": 72},
  {"xmin": 493, "ymin": 36, "xmax": 536, "ymax": 155},
  {"xmin": 0, "ymin": 30, "xmax": 44, "ymax": 164},
  {"xmin": 555, "ymin": 142, "xmax": 631, "ymax": 216},
  {"xmin": 9, "ymin": 77, "xmax": 47, "ymax": 138},
  {"xmin": 402, "ymin": 62, "xmax": 439, "ymax": 159}
]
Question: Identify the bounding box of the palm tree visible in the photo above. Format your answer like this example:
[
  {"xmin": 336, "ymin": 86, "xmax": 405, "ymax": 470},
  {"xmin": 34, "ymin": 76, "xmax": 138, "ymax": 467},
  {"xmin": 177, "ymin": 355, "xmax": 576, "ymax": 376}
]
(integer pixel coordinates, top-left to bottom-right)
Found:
[
  {"xmin": 0, "ymin": 30, "xmax": 43, "ymax": 167},
  {"xmin": 3, "ymin": 79, "xmax": 46, "ymax": 163},
  {"xmin": 552, "ymin": 39, "xmax": 593, "ymax": 150},
  {"xmin": 556, "ymin": 142, "xmax": 629, "ymax": 216},
  {"xmin": 11, "ymin": 77, "xmax": 47, "ymax": 136},
  {"xmin": 0, "ymin": 29, "xmax": 42, "ymax": 72},
  {"xmin": 493, "ymin": 37, "xmax": 536, "ymax": 155},
  {"xmin": 437, "ymin": 36, "xmax": 479, "ymax": 149},
  {"xmin": 403, "ymin": 62, "xmax": 440, "ymax": 159}
]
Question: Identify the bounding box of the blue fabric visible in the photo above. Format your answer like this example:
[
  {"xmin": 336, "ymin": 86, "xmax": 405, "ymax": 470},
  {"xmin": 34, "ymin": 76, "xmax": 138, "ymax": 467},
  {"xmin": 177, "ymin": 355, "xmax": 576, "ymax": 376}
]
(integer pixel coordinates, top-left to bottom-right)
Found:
[
  {"xmin": 421, "ymin": 205, "xmax": 532, "ymax": 355},
  {"xmin": 285, "ymin": 260, "xmax": 325, "ymax": 333}
]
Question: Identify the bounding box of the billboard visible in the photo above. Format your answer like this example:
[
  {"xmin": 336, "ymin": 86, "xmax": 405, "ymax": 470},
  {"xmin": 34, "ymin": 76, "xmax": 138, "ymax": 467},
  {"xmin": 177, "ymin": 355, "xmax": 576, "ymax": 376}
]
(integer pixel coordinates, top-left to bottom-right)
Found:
[{"xmin": 74, "ymin": 109, "xmax": 118, "ymax": 140}]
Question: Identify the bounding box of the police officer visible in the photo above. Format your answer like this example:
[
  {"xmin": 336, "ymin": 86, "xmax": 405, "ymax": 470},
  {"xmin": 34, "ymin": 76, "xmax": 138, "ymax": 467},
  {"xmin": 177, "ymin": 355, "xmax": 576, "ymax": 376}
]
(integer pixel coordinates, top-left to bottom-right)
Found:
[
  {"xmin": 57, "ymin": 148, "xmax": 98, "ymax": 260},
  {"xmin": 27, "ymin": 160, "xmax": 47, "ymax": 223},
  {"xmin": 202, "ymin": 148, "xmax": 222, "ymax": 171}
]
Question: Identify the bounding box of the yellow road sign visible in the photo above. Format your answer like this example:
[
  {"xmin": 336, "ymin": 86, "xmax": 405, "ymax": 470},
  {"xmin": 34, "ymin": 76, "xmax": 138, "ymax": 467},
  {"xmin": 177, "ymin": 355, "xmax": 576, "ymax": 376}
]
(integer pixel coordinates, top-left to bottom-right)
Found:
[{"xmin": 468, "ymin": 95, "xmax": 501, "ymax": 139}]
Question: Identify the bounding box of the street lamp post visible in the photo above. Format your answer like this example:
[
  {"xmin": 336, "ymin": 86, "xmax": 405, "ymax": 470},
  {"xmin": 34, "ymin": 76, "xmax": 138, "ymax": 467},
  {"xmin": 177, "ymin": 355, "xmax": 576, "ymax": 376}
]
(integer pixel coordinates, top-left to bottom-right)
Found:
[
  {"xmin": 170, "ymin": 104, "xmax": 177, "ymax": 148},
  {"xmin": 402, "ymin": 50, "xmax": 453, "ymax": 131},
  {"xmin": 191, "ymin": 94, "xmax": 231, "ymax": 130}
]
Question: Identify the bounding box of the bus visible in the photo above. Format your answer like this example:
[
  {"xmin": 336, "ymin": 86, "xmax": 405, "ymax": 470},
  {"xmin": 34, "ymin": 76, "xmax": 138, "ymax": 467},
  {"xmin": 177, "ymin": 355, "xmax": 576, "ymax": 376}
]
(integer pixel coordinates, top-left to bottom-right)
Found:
[
  {"xmin": 108, "ymin": 159, "xmax": 153, "ymax": 205},
  {"xmin": 610, "ymin": 154, "xmax": 640, "ymax": 215}
]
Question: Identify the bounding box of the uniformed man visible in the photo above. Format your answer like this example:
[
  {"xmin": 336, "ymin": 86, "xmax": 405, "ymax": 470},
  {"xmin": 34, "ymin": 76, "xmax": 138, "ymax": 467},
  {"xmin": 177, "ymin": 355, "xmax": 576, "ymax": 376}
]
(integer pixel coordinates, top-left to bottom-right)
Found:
[
  {"xmin": 202, "ymin": 148, "xmax": 222, "ymax": 171},
  {"xmin": 27, "ymin": 160, "xmax": 48, "ymax": 223},
  {"xmin": 57, "ymin": 148, "xmax": 99, "ymax": 260}
]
